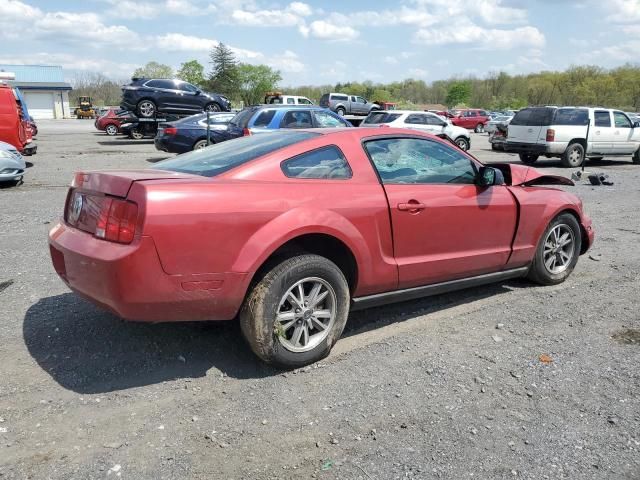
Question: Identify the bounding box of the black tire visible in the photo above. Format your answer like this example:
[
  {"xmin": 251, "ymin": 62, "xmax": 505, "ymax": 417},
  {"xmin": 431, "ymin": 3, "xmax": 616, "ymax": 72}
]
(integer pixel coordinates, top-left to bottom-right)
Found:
[
  {"xmin": 491, "ymin": 143, "xmax": 498, "ymax": 151},
  {"xmin": 519, "ymin": 153, "xmax": 539, "ymax": 165},
  {"xmin": 633, "ymin": 149, "xmax": 640, "ymax": 164},
  {"xmin": 336, "ymin": 107, "xmax": 346, "ymax": 116},
  {"xmin": 193, "ymin": 139, "xmax": 209, "ymax": 150},
  {"xmin": 136, "ymin": 100, "xmax": 156, "ymax": 118},
  {"xmin": 240, "ymin": 254, "xmax": 350, "ymax": 368},
  {"xmin": 130, "ymin": 129, "xmax": 143, "ymax": 140},
  {"xmin": 105, "ymin": 124, "xmax": 118, "ymax": 136},
  {"xmin": 474, "ymin": 123, "xmax": 485, "ymax": 133},
  {"xmin": 589, "ymin": 156, "xmax": 603, "ymax": 162},
  {"xmin": 527, "ymin": 213, "xmax": 582, "ymax": 286},
  {"xmin": 561, "ymin": 142, "xmax": 585, "ymax": 168},
  {"xmin": 455, "ymin": 136, "xmax": 470, "ymax": 151},
  {"xmin": 205, "ymin": 102, "xmax": 221, "ymax": 112}
]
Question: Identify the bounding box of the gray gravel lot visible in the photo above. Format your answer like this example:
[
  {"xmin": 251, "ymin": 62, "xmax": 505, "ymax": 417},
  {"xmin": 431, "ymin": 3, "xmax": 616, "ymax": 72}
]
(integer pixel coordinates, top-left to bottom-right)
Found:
[{"xmin": 1, "ymin": 120, "xmax": 639, "ymax": 479}]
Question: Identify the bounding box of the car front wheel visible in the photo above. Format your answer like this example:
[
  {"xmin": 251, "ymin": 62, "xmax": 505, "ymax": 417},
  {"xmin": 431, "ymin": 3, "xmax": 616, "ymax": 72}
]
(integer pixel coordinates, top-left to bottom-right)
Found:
[
  {"xmin": 474, "ymin": 123, "xmax": 485, "ymax": 133},
  {"xmin": 105, "ymin": 124, "xmax": 118, "ymax": 136},
  {"xmin": 205, "ymin": 103, "xmax": 221, "ymax": 112},
  {"xmin": 455, "ymin": 137, "xmax": 470, "ymax": 151},
  {"xmin": 240, "ymin": 254, "xmax": 350, "ymax": 368},
  {"xmin": 519, "ymin": 153, "xmax": 539, "ymax": 165},
  {"xmin": 633, "ymin": 149, "xmax": 640, "ymax": 164},
  {"xmin": 193, "ymin": 139, "xmax": 209, "ymax": 150},
  {"xmin": 561, "ymin": 142, "xmax": 585, "ymax": 168},
  {"xmin": 527, "ymin": 213, "xmax": 582, "ymax": 286},
  {"xmin": 336, "ymin": 107, "xmax": 346, "ymax": 116}
]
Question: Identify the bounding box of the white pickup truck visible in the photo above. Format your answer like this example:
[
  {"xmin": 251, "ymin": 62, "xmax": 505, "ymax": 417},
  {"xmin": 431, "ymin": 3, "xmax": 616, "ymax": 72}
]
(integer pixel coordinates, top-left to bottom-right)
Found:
[{"xmin": 504, "ymin": 107, "xmax": 640, "ymax": 167}]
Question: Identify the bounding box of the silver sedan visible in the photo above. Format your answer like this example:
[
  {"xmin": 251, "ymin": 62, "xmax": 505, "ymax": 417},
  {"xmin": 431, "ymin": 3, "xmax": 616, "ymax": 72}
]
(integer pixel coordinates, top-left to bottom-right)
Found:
[{"xmin": 0, "ymin": 141, "xmax": 26, "ymax": 185}]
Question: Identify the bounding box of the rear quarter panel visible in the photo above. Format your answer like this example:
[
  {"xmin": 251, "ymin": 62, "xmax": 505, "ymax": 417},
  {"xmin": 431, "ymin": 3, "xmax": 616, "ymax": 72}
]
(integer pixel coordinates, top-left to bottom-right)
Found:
[{"xmin": 140, "ymin": 133, "xmax": 398, "ymax": 297}]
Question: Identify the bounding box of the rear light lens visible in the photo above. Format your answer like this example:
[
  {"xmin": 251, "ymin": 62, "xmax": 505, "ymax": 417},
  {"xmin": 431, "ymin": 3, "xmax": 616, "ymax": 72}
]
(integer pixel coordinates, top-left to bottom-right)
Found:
[
  {"xmin": 242, "ymin": 127, "xmax": 252, "ymax": 136},
  {"xmin": 95, "ymin": 198, "xmax": 138, "ymax": 244},
  {"xmin": 546, "ymin": 129, "xmax": 555, "ymax": 142},
  {"xmin": 164, "ymin": 127, "xmax": 177, "ymax": 135}
]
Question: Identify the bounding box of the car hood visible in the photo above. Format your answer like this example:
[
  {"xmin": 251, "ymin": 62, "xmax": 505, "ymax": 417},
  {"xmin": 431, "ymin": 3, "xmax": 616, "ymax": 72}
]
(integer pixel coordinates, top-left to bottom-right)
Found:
[
  {"xmin": 0, "ymin": 151, "xmax": 26, "ymax": 170},
  {"xmin": 494, "ymin": 163, "xmax": 574, "ymax": 187}
]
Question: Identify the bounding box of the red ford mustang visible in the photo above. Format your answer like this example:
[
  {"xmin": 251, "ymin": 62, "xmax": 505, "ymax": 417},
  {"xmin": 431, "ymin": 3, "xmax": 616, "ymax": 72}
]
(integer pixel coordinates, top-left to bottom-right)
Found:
[{"xmin": 49, "ymin": 128, "xmax": 594, "ymax": 367}]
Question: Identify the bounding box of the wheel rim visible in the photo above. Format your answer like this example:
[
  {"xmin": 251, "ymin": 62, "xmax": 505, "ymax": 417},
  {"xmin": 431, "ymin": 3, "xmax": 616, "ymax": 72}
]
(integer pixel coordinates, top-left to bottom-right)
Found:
[
  {"xmin": 132, "ymin": 131, "xmax": 143, "ymax": 139},
  {"xmin": 275, "ymin": 277, "xmax": 337, "ymax": 353},
  {"xmin": 477, "ymin": 124, "xmax": 484, "ymax": 133},
  {"xmin": 456, "ymin": 138, "xmax": 468, "ymax": 150},
  {"xmin": 139, "ymin": 101, "xmax": 154, "ymax": 116},
  {"xmin": 206, "ymin": 103, "xmax": 220, "ymax": 112},
  {"xmin": 195, "ymin": 141, "xmax": 207, "ymax": 149},
  {"xmin": 543, "ymin": 224, "xmax": 575, "ymax": 274},
  {"xmin": 106, "ymin": 125, "xmax": 117, "ymax": 135},
  {"xmin": 568, "ymin": 146, "xmax": 582, "ymax": 165}
]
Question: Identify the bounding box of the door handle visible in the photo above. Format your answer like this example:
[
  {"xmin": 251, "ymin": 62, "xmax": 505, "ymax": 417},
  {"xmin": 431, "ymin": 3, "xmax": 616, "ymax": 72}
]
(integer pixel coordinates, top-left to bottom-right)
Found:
[{"xmin": 398, "ymin": 201, "xmax": 426, "ymax": 211}]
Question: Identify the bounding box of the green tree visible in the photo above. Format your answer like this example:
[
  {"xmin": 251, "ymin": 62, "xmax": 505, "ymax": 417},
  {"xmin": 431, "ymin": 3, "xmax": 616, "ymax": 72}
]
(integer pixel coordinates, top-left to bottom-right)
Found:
[
  {"xmin": 208, "ymin": 43, "xmax": 238, "ymax": 96},
  {"xmin": 235, "ymin": 64, "xmax": 282, "ymax": 106},
  {"xmin": 132, "ymin": 61, "xmax": 173, "ymax": 79},
  {"xmin": 445, "ymin": 81, "xmax": 472, "ymax": 107},
  {"xmin": 176, "ymin": 60, "xmax": 205, "ymax": 87}
]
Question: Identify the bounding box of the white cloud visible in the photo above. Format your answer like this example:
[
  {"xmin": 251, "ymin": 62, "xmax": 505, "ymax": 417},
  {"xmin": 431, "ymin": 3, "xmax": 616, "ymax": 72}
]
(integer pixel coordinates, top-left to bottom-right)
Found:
[
  {"xmin": 288, "ymin": 2, "xmax": 313, "ymax": 17},
  {"xmin": 271, "ymin": 50, "xmax": 305, "ymax": 73},
  {"xmin": 105, "ymin": 0, "xmax": 201, "ymax": 18},
  {"xmin": 606, "ymin": 0, "xmax": 640, "ymax": 23},
  {"xmin": 0, "ymin": 53, "xmax": 137, "ymax": 79},
  {"xmin": 414, "ymin": 22, "xmax": 545, "ymax": 49},
  {"xmin": 299, "ymin": 21, "xmax": 359, "ymax": 41},
  {"xmin": 408, "ymin": 68, "xmax": 429, "ymax": 78},
  {"xmin": 229, "ymin": 2, "xmax": 312, "ymax": 27},
  {"xmin": 155, "ymin": 33, "xmax": 216, "ymax": 52}
]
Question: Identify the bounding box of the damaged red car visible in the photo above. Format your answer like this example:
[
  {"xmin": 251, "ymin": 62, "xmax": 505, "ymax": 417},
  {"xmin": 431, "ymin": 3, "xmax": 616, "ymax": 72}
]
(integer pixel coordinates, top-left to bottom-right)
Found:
[{"xmin": 48, "ymin": 128, "xmax": 594, "ymax": 367}]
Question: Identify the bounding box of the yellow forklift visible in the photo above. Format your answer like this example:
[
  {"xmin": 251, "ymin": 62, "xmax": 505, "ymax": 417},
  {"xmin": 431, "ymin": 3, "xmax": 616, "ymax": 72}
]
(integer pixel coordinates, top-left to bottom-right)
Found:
[{"xmin": 74, "ymin": 96, "xmax": 96, "ymax": 119}]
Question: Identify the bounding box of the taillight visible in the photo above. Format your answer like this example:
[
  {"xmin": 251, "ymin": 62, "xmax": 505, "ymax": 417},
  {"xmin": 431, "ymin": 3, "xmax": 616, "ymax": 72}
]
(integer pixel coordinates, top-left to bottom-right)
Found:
[
  {"xmin": 164, "ymin": 127, "xmax": 177, "ymax": 135},
  {"xmin": 95, "ymin": 198, "xmax": 138, "ymax": 244},
  {"xmin": 242, "ymin": 127, "xmax": 252, "ymax": 136},
  {"xmin": 546, "ymin": 129, "xmax": 555, "ymax": 142}
]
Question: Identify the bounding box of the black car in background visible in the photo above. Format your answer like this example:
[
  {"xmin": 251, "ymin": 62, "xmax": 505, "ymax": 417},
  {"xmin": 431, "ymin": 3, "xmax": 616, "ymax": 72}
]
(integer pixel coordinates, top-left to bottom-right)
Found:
[
  {"xmin": 154, "ymin": 112, "xmax": 236, "ymax": 153},
  {"xmin": 121, "ymin": 78, "xmax": 231, "ymax": 118}
]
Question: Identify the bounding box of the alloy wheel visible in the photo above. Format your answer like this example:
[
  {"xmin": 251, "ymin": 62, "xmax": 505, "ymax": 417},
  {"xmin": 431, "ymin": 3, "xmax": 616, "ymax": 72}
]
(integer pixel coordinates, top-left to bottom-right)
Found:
[
  {"xmin": 543, "ymin": 224, "xmax": 575, "ymax": 274},
  {"xmin": 274, "ymin": 277, "xmax": 337, "ymax": 353},
  {"xmin": 139, "ymin": 101, "xmax": 155, "ymax": 117}
]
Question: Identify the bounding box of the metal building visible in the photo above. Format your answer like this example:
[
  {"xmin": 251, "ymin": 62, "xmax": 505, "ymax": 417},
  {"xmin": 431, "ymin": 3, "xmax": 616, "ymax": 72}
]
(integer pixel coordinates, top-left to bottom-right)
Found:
[{"xmin": 0, "ymin": 64, "xmax": 72, "ymax": 119}]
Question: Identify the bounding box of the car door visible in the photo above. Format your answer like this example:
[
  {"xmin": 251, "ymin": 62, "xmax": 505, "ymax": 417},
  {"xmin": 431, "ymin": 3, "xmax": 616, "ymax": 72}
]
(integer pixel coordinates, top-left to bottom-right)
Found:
[
  {"xmin": 355, "ymin": 97, "xmax": 369, "ymax": 115},
  {"xmin": 150, "ymin": 79, "xmax": 181, "ymax": 113},
  {"xmin": 177, "ymin": 81, "xmax": 202, "ymax": 113},
  {"xmin": 612, "ymin": 111, "xmax": 636, "ymax": 154},
  {"xmin": 591, "ymin": 110, "xmax": 615, "ymax": 154},
  {"xmin": 425, "ymin": 113, "xmax": 447, "ymax": 134},
  {"xmin": 363, "ymin": 136, "xmax": 517, "ymax": 289},
  {"xmin": 403, "ymin": 114, "xmax": 430, "ymax": 133}
]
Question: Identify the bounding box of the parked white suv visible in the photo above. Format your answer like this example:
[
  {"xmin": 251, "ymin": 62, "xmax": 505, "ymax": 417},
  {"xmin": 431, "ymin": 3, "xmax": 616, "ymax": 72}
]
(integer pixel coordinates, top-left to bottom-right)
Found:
[
  {"xmin": 505, "ymin": 106, "xmax": 640, "ymax": 167},
  {"xmin": 362, "ymin": 110, "xmax": 471, "ymax": 151},
  {"xmin": 267, "ymin": 95, "xmax": 314, "ymax": 105}
]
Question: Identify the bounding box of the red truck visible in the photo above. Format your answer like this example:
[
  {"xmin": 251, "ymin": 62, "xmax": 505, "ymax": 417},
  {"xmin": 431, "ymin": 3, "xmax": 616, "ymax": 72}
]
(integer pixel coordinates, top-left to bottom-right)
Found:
[
  {"xmin": 451, "ymin": 108, "xmax": 490, "ymax": 133},
  {"xmin": 49, "ymin": 128, "xmax": 593, "ymax": 367},
  {"xmin": 0, "ymin": 83, "xmax": 36, "ymax": 155}
]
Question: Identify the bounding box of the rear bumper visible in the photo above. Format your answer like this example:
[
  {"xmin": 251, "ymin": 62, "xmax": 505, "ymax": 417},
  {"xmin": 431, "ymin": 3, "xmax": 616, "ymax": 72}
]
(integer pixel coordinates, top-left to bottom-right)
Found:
[
  {"xmin": 48, "ymin": 222, "xmax": 248, "ymax": 322},
  {"xmin": 22, "ymin": 142, "xmax": 37, "ymax": 156},
  {"xmin": 504, "ymin": 142, "xmax": 548, "ymax": 155}
]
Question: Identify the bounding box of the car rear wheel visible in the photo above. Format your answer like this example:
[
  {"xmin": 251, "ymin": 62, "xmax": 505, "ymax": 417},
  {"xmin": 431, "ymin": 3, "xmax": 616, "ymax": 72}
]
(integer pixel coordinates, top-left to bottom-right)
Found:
[
  {"xmin": 633, "ymin": 149, "xmax": 640, "ymax": 164},
  {"xmin": 130, "ymin": 129, "xmax": 144, "ymax": 140},
  {"xmin": 193, "ymin": 139, "xmax": 209, "ymax": 150},
  {"xmin": 527, "ymin": 213, "xmax": 581, "ymax": 286},
  {"xmin": 455, "ymin": 137, "xmax": 470, "ymax": 151},
  {"xmin": 561, "ymin": 142, "xmax": 585, "ymax": 168},
  {"xmin": 105, "ymin": 124, "xmax": 118, "ymax": 136},
  {"xmin": 205, "ymin": 103, "xmax": 221, "ymax": 112},
  {"xmin": 336, "ymin": 107, "xmax": 346, "ymax": 116},
  {"xmin": 137, "ymin": 100, "xmax": 156, "ymax": 118},
  {"xmin": 491, "ymin": 144, "xmax": 498, "ymax": 151},
  {"xmin": 240, "ymin": 254, "xmax": 350, "ymax": 368},
  {"xmin": 474, "ymin": 123, "xmax": 485, "ymax": 133},
  {"xmin": 519, "ymin": 153, "xmax": 539, "ymax": 165}
]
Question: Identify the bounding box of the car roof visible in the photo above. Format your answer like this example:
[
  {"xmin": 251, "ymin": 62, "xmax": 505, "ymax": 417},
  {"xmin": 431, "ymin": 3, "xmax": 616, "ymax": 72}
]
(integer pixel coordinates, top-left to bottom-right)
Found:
[{"xmin": 368, "ymin": 110, "xmax": 439, "ymax": 115}]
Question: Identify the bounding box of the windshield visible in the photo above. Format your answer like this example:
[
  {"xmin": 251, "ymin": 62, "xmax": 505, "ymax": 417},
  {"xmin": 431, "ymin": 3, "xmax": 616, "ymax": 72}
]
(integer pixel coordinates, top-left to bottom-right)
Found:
[
  {"xmin": 363, "ymin": 112, "xmax": 402, "ymax": 124},
  {"xmin": 153, "ymin": 131, "xmax": 321, "ymax": 177}
]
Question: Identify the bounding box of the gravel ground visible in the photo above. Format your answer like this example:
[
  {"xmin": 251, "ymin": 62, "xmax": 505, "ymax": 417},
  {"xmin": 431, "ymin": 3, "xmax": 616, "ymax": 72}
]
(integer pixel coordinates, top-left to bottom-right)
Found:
[{"xmin": 1, "ymin": 121, "xmax": 639, "ymax": 480}]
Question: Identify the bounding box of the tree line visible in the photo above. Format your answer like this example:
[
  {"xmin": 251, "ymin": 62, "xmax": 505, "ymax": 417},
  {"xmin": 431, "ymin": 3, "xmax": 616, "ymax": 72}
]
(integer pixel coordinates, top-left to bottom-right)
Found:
[{"xmin": 70, "ymin": 52, "xmax": 640, "ymax": 112}]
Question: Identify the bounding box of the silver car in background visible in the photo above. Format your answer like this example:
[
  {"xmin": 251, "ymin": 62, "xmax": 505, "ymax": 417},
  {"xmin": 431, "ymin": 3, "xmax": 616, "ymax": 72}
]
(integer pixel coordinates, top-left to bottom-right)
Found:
[
  {"xmin": 486, "ymin": 115, "xmax": 514, "ymax": 134},
  {"xmin": 0, "ymin": 140, "xmax": 26, "ymax": 185}
]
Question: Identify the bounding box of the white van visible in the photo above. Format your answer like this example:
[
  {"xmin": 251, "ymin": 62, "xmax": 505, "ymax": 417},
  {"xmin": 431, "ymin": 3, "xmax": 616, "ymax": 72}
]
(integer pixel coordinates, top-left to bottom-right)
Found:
[
  {"xmin": 267, "ymin": 95, "xmax": 314, "ymax": 106},
  {"xmin": 505, "ymin": 107, "xmax": 640, "ymax": 167}
]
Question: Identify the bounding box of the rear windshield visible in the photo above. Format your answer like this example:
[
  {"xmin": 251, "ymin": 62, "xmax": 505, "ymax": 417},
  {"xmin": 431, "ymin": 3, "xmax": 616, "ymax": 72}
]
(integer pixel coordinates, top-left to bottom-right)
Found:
[
  {"xmin": 153, "ymin": 131, "xmax": 320, "ymax": 177},
  {"xmin": 363, "ymin": 112, "xmax": 402, "ymax": 124},
  {"xmin": 229, "ymin": 108, "xmax": 257, "ymax": 128},
  {"xmin": 553, "ymin": 108, "xmax": 589, "ymax": 126},
  {"xmin": 510, "ymin": 107, "xmax": 554, "ymax": 126}
]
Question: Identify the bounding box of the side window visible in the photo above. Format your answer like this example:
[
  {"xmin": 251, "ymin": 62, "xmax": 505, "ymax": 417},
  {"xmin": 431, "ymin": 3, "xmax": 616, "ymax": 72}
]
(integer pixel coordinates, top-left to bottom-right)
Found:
[
  {"xmin": 364, "ymin": 137, "xmax": 477, "ymax": 185},
  {"xmin": 281, "ymin": 146, "xmax": 352, "ymax": 179},
  {"xmin": 179, "ymin": 82, "xmax": 198, "ymax": 93},
  {"xmin": 156, "ymin": 80, "xmax": 176, "ymax": 89},
  {"xmin": 356, "ymin": 97, "xmax": 367, "ymax": 104},
  {"xmin": 426, "ymin": 114, "xmax": 445, "ymax": 125},
  {"xmin": 613, "ymin": 112, "xmax": 632, "ymax": 128},
  {"xmin": 286, "ymin": 98, "xmax": 295, "ymax": 105},
  {"xmin": 252, "ymin": 110, "xmax": 277, "ymax": 127},
  {"xmin": 350, "ymin": 96, "xmax": 357, "ymax": 102},
  {"xmin": 405, "ymin": 114, "xmax": 426, "ymax": 125},
  {"xmin": 313, "ymin": 111, "xmax": 347, "ymax": 128},
  {"xmin": 298, "ymin": 98, "xmax": 312, "ymax": 105},
  {"xmin": 281, "ymin": 110, "xmax": 313, "ymax": 128},
  {"xmin": 594, "ymin": 111, "xmax": 611, "ymax": 127},
  {"xmin": 332, "ymin": 95, "xmax": 348, "ymax": 101},
  {"xmin": 145, "ymin": 80, "xmax": 161, "ymax": 88}
]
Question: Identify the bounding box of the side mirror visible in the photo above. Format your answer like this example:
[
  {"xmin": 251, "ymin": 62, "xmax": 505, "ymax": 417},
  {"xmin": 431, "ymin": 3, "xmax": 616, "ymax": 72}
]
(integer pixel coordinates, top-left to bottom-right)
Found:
[
  {"xmin": 441, "ymin": 122, "xmax": 448, "ymax": 127},
  {"xmin": 476, "ymin": 166, "xmax": 504, "ymax": 187},
  {"xmin": 194, "ymin": 90, "xmax": 201, "ymax": 95}
]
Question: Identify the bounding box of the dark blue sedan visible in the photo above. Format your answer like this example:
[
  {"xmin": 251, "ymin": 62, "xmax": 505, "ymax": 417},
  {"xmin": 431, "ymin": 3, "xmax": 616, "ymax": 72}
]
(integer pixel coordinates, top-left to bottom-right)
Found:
[{"xmin": 154, "ymin": 112, "xmax": 236, "ymax": 154}]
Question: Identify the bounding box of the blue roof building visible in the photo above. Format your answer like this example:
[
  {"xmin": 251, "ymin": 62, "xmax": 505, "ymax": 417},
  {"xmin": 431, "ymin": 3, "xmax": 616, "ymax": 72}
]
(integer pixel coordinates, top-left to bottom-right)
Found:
[{"xmin": 0, "ymin": 64, "xmax": 72, "ymax": 119}]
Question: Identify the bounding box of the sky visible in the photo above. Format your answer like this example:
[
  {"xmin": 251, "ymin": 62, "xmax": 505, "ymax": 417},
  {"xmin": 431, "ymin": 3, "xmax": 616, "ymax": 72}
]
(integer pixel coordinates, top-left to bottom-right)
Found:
[{"xmin": 0, "ymin": 0, "xmax": 639, "ymax": 86}]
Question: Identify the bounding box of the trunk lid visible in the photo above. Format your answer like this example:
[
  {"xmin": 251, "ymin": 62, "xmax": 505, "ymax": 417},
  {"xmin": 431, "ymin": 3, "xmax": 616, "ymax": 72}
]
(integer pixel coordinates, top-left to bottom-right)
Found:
[
  {"xmin": 71, "ymin": 169, "xmax": 200, "ymax": 197},
  {"xmin": 507, "ymin": 107, "xmax": 554, "ymax": 144}
]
